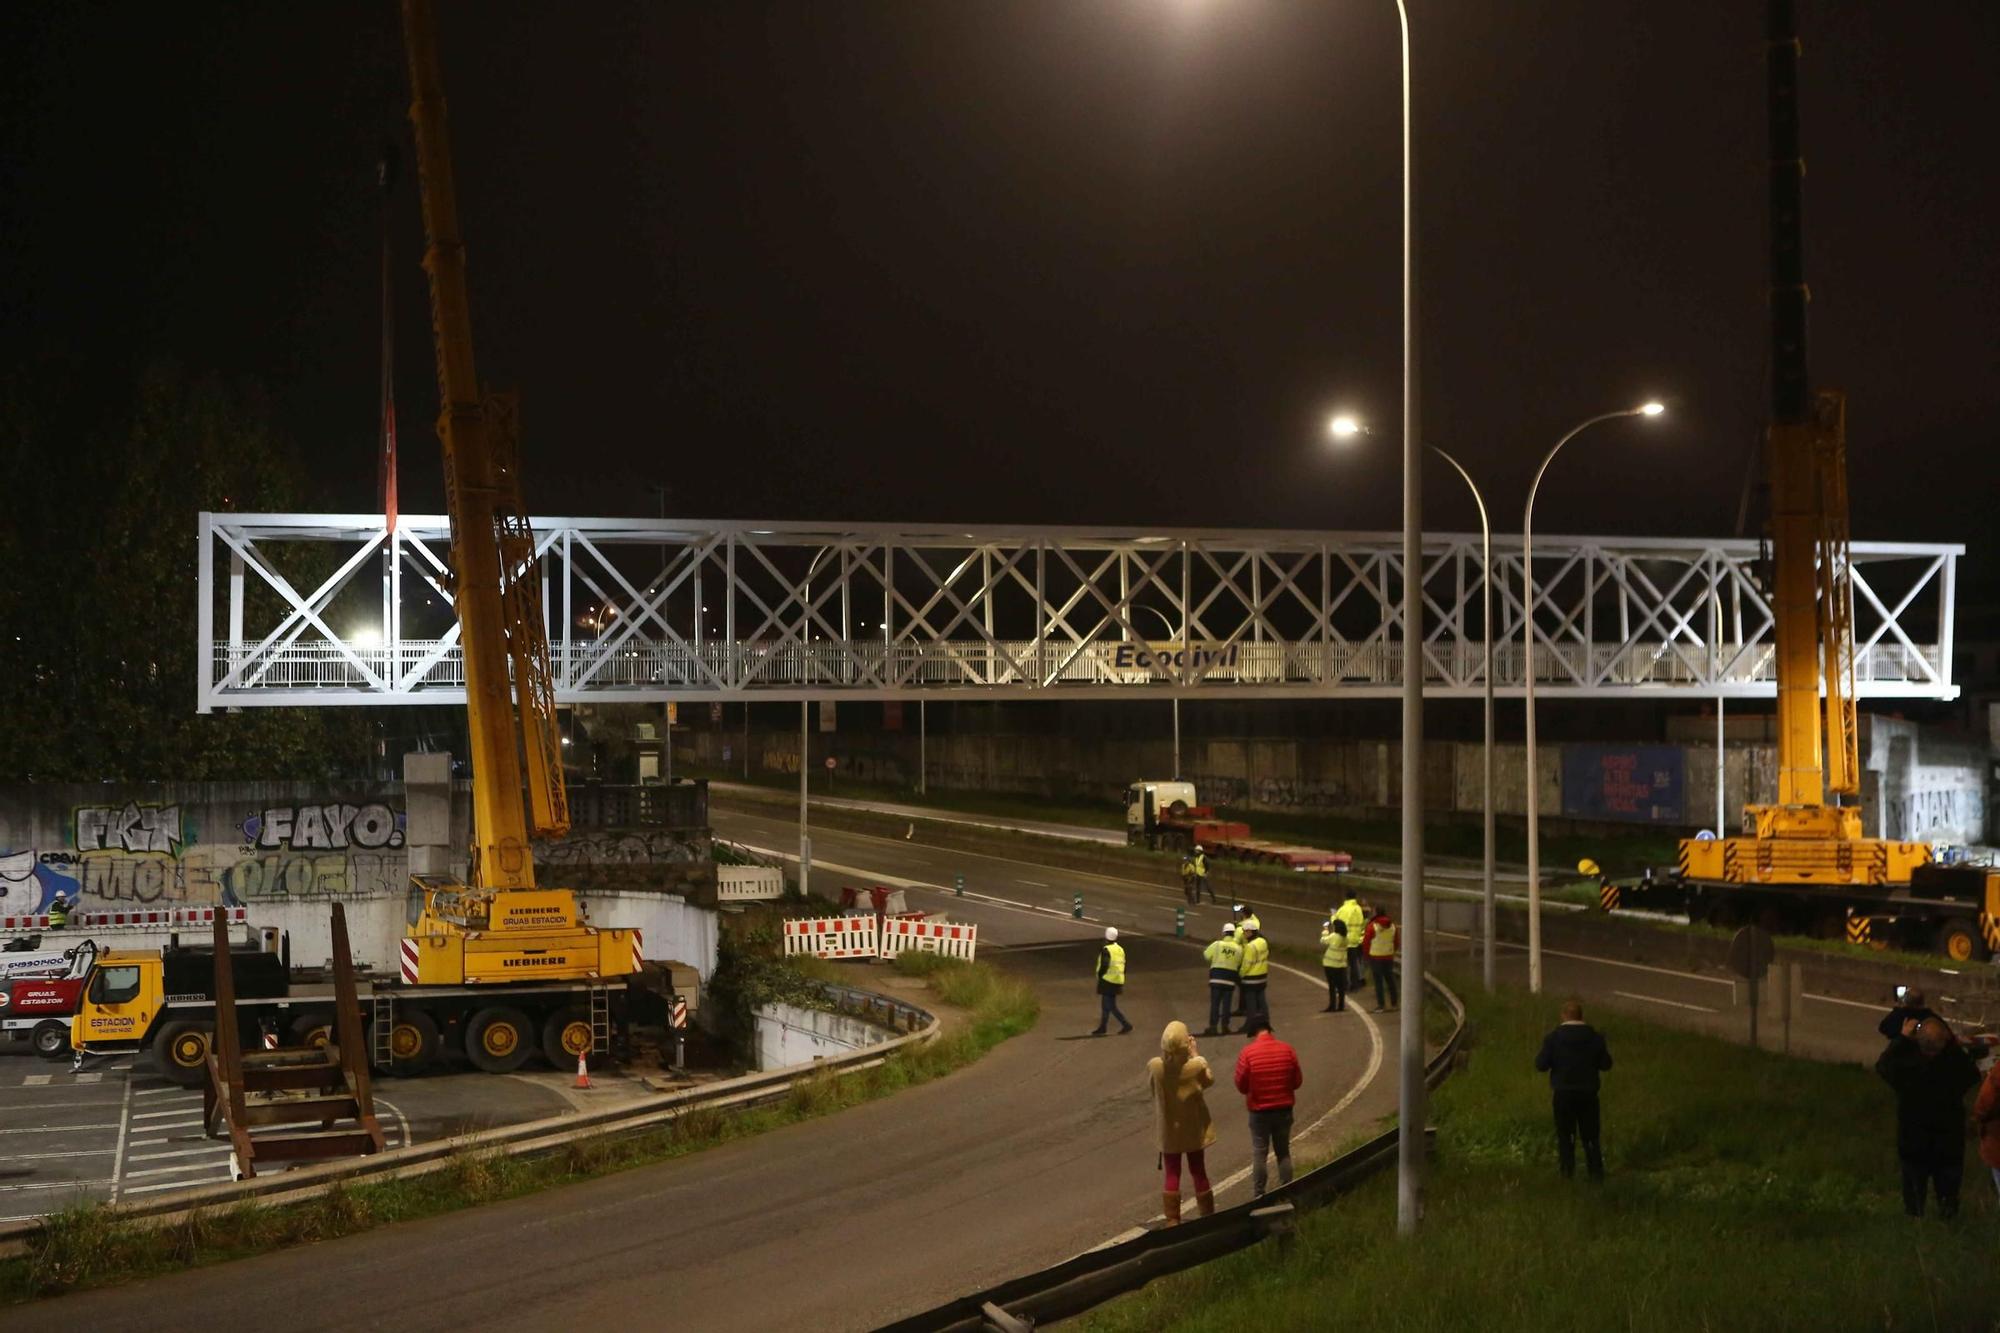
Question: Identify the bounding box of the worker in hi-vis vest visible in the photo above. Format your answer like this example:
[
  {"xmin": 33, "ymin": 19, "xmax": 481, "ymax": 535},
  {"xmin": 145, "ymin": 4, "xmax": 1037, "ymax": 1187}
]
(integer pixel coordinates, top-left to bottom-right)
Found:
[
  {"xmin": 1319, "ymin": 918, "xmax": 1351, "ymax": 1012},
  {"xmin": 1238, "ymin": 922, "xmax": 1271, "ymax": 1022},
  {"xmin": 1201, "ymin": 922, "xmax": 1244, "ymax": 1035},
  {"xmin": 1092, "ymin": 927, "xmax": 1133, "ymax": 1036},
  {"xmin": 1335, "ymin": 891, "xmax": 1367, "ymax": 993},
  {"xmin": 1230, "ymin": 905, "xmax": 1262, "ymax": 1015}
]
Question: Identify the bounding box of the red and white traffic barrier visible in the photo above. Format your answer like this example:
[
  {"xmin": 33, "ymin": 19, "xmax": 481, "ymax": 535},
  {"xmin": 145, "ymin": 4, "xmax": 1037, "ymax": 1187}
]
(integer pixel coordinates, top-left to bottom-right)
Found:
[
  {"xmin": 782, "ymin": 915, "xmax": 881, "ymax": 961},
  {"xmin": 399, "ymin": 937, "xmax": 421, "ymax": 984},
  {"xmin": 879, "ymin": 918, "xmax": 979, "ymax": 962}
]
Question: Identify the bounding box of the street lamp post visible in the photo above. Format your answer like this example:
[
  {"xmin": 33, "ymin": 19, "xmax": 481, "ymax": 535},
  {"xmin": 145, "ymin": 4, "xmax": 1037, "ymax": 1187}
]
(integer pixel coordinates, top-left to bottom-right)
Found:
[
  {"xmin": 1522, "ymin": 403, "xmax": 1664, "ymax": 994},
  {"xmin": 1329, "ymin": 419, "xmax": 1492, "ymax": 995},
  {"xmin": 1429, "ymin": 449, "xmax": 1496, "ymax": 993},
  {"xmin": 1132, "ymin": 605, "xmax": 1183, "ymax": 780},
  {"xmin": 798, "ymin": 544, "xmax": 837, "ymax": 899}
]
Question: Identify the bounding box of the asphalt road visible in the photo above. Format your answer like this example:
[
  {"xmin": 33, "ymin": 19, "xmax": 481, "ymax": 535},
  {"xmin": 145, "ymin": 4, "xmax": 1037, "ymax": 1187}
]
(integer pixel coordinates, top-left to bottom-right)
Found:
[
  {"xmin": 44, "ymin": 814, "xmax": 1390, "ymax": 1332},
  {"xmin": 0, "ymin": 1048, "xmax": 593, "ymax": 1224},
  {"xmin": 741, "ymin": 797, "xmax": 1910, "ymax": 1067}
]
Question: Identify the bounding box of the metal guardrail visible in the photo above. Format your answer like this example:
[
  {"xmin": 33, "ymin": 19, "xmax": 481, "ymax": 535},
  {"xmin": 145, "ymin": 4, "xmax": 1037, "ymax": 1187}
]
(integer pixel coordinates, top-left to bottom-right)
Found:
[
  {"xmin": 880, "ymin": 974, "xmax": 1467, "ymax": 1333},
  {"xmin": 0, "ymin": 978, "xmax": 935, "ymax": 1259}
]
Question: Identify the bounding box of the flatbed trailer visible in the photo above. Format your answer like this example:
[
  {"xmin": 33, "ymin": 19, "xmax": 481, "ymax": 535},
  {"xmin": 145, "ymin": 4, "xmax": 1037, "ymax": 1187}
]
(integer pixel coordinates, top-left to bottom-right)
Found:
[{"xmin": 1125, "ymin": 782, "xmax": 1353, "ymax": 873}]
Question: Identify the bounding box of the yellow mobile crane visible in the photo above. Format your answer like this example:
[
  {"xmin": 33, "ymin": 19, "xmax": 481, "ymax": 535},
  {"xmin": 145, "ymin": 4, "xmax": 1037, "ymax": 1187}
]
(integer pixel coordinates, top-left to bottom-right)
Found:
[
  {"xmin": 398, "ymin": 0, "xmax": 640, "ymax": 991},
  {"xmin": 1602, "ymin": 1, "xmax": 1998, "ymax": 962}
]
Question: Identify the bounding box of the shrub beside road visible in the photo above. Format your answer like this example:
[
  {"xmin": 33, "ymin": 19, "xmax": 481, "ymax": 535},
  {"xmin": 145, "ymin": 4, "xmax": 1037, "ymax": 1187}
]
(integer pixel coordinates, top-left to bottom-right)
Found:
[{"xmin": 1078, "ymin": 973, "xmax": 1995, "ymax": 1332}]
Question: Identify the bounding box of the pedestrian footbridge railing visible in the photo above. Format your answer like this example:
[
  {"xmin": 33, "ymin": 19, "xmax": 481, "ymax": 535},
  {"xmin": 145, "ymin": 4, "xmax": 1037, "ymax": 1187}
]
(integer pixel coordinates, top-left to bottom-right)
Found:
[{"xmin": 197, "ymin": 514, "xmax": 1961, "ymax": 708}]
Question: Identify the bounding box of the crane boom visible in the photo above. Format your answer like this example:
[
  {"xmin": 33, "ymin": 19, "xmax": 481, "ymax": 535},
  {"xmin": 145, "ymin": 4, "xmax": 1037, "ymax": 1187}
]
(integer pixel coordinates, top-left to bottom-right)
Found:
[
  {"xmin": 391, "ymin": 0, "xmax": 638, "ymax": 988},
  {"xmin": 1677, "ymin": 0, "xmax": 1925, "ymax": 891},
  {"xmin": 400, "ymin": 0, "xmax": 568, "ymax": 891}
]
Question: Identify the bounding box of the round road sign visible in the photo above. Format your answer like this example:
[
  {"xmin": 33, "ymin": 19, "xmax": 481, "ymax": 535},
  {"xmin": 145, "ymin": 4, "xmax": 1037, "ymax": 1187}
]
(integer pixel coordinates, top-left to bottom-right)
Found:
[{"xmin": 824, "ymin": 756, "xmax": 837, "ymax": 771}]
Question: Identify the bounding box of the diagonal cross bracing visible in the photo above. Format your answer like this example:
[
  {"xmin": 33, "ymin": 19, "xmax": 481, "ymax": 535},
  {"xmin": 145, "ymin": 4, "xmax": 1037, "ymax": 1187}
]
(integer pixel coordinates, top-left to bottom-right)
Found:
[{"xmin": 195, "ymin": 514, "xmax": 1962, "ymax": 709}]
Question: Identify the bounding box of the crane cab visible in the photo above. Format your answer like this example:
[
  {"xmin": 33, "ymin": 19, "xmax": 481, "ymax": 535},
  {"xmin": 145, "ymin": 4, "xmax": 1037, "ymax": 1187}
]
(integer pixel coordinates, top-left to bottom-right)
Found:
[{"xmin": 404, "ymin": 877, "xmax": 638, "ymax": 986}]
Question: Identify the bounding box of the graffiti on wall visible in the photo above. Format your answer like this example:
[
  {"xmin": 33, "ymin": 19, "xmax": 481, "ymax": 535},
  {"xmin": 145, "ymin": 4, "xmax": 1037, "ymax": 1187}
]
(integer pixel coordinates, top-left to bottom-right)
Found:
[
  {"xmin": 241, "ymin": 803, "xmax": 406, "ymax": 851},
  {"xmin": 1888, "ymin": 788, "xmax": 1981, "ymax": 842},
  {"xmin": 0, "ymin": 798, "xmax": 411, "ymax": 915},
  {"xmin": 75, "ymin": 802, "xmax": 187, "ymax": 854},
  {"xmin": 535, "ymin": 831, "xmax": 702, "ymax": 868}
]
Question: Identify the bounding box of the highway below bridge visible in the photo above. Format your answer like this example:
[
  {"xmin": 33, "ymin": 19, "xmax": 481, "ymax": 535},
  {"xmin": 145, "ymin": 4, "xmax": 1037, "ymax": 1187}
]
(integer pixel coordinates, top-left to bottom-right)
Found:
[{"xmin": 38, "ymin": 796, "xmax": 1909, "ymax": 1330}]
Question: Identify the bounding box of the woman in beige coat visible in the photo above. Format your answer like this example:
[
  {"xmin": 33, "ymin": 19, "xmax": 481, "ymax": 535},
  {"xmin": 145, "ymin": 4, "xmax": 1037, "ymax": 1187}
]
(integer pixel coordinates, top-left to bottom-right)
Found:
[{"xmin": 1147, "ymin": 1020, "xmax": 1218, "ymax": 1224}]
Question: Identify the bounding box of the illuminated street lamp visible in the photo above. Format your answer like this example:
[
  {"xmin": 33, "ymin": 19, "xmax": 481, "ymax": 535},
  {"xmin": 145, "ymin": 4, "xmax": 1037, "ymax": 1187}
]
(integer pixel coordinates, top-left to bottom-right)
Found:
[
  {"xmin": 1326, "ymin": 418, "xmax": 1497, "ymax": 993},
  {"xmin": 1522, "ymin": 402, "xmax": 1666, "ymax": 994},
  {"xmin": 1132, "ymin": 605, "xmax": 1184, "ymax": 780}
]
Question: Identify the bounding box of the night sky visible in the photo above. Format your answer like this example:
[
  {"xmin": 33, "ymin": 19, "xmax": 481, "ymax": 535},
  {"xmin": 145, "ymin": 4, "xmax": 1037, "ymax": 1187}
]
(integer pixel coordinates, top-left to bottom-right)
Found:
[{"xmin": 3, "ymin": 3, "xmax": 1995, "ymax": 585}]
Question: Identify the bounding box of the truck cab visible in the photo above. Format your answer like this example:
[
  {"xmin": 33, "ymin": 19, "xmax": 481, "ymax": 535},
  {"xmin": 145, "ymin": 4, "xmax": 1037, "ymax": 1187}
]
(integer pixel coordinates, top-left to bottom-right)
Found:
[
  {"xmin": 1126, "ymin": 781, "xmax": 1199, "ymax": 848},
  {"xmin": 73, "ymin": 943, "xmax": 291, "ymax": 1084}
]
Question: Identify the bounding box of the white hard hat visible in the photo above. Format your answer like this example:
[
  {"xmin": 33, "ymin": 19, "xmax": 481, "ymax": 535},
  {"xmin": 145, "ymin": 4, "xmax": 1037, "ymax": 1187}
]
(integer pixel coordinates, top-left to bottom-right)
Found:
[
  {"xmin": 1193, "ymin": 844, "xmax": 1203, "ymax": 852},
  {"xmin": 1222, "ymin": 923, "xmax": 1237, "ymax": 935},
  {"xmin": 1104, "ymin": 927, "xmax": 1118, "ymax": 942}
]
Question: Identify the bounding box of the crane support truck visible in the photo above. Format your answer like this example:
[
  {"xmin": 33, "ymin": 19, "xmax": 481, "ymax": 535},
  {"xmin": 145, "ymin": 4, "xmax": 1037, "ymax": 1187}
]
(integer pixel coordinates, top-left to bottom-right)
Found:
[{"xmin": 1598, "ymin": 1, "xmax": 1998, "ymax": 963}]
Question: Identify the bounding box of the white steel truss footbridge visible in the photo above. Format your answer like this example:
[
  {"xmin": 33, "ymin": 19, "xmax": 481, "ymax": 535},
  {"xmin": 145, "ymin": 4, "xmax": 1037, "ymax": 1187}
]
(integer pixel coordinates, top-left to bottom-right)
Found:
[{"xmin": 195, "ymin": 513, "xmax": 1961, "ymax": 710}]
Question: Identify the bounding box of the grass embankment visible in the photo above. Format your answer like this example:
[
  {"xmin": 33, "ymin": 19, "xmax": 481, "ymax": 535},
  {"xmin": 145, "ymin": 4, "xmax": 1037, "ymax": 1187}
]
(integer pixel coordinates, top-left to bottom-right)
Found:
[
  {"xmin": 1, "ymin": 952, "xmax": 1037, "ymax": 1305},
  {"xmin": 1079, "ymin": 973, "xmax": 1995, "ymax": 1332}
]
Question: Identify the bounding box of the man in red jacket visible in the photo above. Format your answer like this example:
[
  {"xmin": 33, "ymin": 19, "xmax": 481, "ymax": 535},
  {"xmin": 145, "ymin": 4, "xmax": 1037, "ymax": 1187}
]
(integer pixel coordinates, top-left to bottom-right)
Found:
[{"xmin": 1233, "ymin": 1014, "xmax": 1303, "ymax": 1197}]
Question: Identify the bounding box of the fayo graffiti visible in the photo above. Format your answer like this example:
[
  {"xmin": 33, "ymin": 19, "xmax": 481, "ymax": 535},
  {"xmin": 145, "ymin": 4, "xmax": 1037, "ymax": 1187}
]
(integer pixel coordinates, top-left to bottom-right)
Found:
[{"xmin": 241, "ymin": 803, "xmax": 406, "ymax": 851}]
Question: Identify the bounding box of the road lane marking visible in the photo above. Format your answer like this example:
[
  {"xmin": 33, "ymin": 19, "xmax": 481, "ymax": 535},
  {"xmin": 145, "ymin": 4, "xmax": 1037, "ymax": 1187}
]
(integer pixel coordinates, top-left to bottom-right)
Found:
[
  {"xmin": 128, "ymin": 1145, "xmax": 233, "ymax": 1163},
  {"xmin": 1017, "ymin": 879, "xmax": 1049, "ymax": 888},
  {"xmin": 108, "ymin": 1068, "xmax": 135, "ymax": 1203},
  {"xmin": 132, "ymin": 1106, "xmax": 205, "ymax": 1120},
  {"xmin": 121, "ymin": 1177, "xmax": 231, "ymax": 1195},
  {"xmin": 132, "ymin": 1085, "xmax": 182, "ymax": 1097},
  {"xmin": 0, "ymin": 1124, "xmax": 118, "ymax": 1135},
  {"xmin": 1803, "ymin": 993, "xmax": 1879, "ymax": 1011},
  {"xmin": 1612, "ymin": 990, "xmax": 1717, "ymax": 1013},
  {"xmin": 0, "ymin": 1178, "xmax": 116, "ymax": 1194},
  {"xmin": 0, "ymin": 1100, "xmax": 126, "ymax": 1112},
  {"xmin": 0, "ymin": 1149, "xmax": 117, "ymax": 1163}
]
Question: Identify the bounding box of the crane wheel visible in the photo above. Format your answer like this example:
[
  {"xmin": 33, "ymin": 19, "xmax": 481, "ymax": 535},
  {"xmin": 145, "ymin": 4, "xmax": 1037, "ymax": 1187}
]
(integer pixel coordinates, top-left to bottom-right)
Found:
[
  {"xmin": 32, "ymin": 1020, "xmax": 70, "ymax": 1060},
  {"xmin": 541, "ymin": 1009, "xmax": 594, "ymax": 1068},
  {"xmin": 466, "ymin": 1006, "xmax": 534, "ymax": 1074},
  {"xmin": 379, "ymin": 1010, "xmax": 441, "ymax": 1076},
  {"xmin": 290, "ymin": 1013, "xmax": 335, "ymax": 1050},
  {"xmin": 1937, "ymin": 918, "xmax": 1983, "ymax": 964},
  {"xmin": 156, "ymin": 1021, "xmax": 213, "ymax": 1087}
]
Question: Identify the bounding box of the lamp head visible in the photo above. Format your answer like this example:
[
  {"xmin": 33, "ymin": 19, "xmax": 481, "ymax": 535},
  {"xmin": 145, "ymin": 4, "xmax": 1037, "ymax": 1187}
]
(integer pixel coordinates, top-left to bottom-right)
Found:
[
  {"xmin": 1327, "ymin": 414, "xmax": 1362, "ymax": 440},
  {"xmin": 1638, "ymin": 401, "xmax": 1666, "ymax": 417}
]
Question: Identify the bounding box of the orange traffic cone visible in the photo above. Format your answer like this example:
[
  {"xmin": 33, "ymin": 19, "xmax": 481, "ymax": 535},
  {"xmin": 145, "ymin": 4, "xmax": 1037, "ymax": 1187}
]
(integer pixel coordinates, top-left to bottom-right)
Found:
[{"xmin": 574, "ymin": 1049, "xmax": 591, "ymax": 1089}]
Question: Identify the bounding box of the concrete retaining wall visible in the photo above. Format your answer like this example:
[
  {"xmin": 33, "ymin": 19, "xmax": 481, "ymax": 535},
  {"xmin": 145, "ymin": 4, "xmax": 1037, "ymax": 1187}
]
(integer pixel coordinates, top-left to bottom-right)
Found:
[
  {"xmin": 0, "ymin": 760, "xmax": 724, "ymax": 981},
  {"xmin": 691, "ymin": 714, "xmax": 1988, "ymax": 842},
  {"xmin": 752, "ymin": 1000, "xmax": 889, "ymax": 1071}
]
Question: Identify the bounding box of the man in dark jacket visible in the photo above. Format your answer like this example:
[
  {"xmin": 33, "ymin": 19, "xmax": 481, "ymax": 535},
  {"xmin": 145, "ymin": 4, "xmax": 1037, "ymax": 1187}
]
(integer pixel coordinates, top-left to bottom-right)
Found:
[
  {"xmin": 1534, "ymin": 999, "xmax": 1614, "ymax": 1181},
  {"xmin": 1876, "ymin": 986, "xmax": 1936, "ymax": 1042},
  {"xmin": 1876, "ymin": 1017, "xmax": 1981, "ymax": 1218}
]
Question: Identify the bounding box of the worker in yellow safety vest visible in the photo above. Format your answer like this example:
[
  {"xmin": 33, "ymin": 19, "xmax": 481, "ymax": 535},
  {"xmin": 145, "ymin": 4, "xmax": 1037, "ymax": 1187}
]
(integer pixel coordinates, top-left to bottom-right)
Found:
[
  {"xmin": 1238, "ymin": 923, "xmax": 1271, "ymax": 1022},
  {"xmin": 1091, "ymin": 927, "xmax": 1133, "ymax": 1036},
  {"xmin": 1335, "ymin": 890, "xmax": 1367, "ymax": 993},
  {"xmin": 1319, "ymin": 918, "xmax": 1351, "ymax": 1012},
  {"xmin": 1181, "ymin": 845, "xmax": 1213, "ymax": 905},
  {"xmin": 1201, "ymin": 923, "xmax": 1243, "ymax": 1035},
  {"xmin": 1229, "ymin": 904, "xmax": 1261, "ymax": 1015}
]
